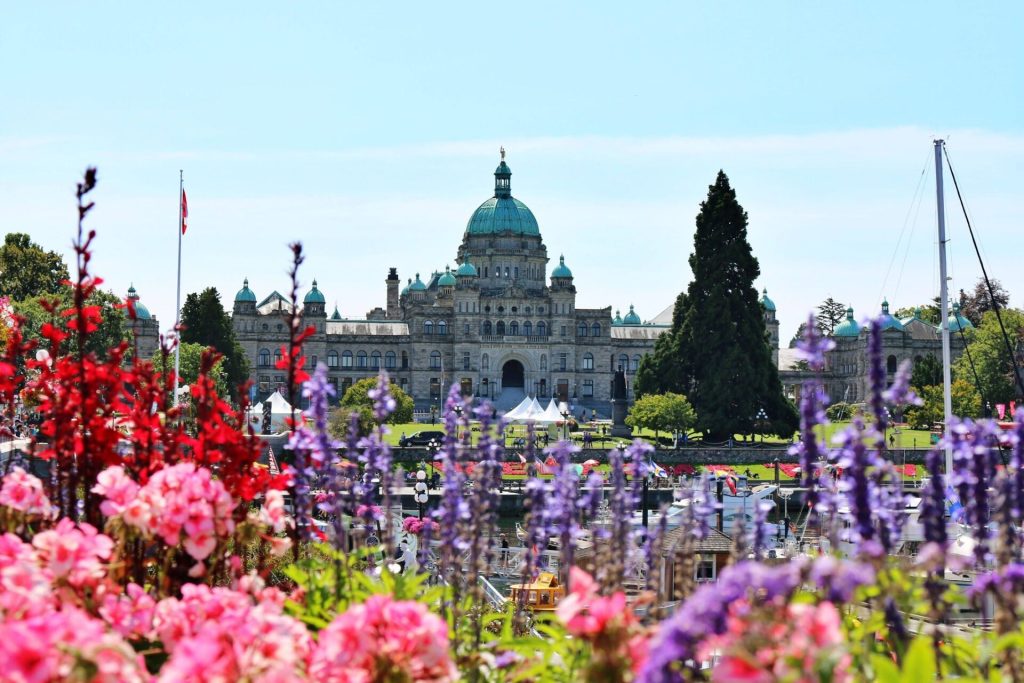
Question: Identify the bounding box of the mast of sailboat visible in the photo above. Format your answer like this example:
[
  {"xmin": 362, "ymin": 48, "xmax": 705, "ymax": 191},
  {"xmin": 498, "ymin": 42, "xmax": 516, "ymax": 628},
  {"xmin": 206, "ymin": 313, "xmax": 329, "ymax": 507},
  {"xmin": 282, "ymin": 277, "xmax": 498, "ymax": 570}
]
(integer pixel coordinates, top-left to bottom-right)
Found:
[{"xmin": 934, "ymin": 139, "xmax": 954, "ymax": 474}]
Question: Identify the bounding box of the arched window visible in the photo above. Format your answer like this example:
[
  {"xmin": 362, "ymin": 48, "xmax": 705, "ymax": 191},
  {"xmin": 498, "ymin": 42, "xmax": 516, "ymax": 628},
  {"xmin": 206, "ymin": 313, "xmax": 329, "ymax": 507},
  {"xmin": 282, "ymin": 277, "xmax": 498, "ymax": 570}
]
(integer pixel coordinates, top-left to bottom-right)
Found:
[
  {"xmin": 438, "ymin": 320, "xmax": 447, "ymax": 336},
  {"xmin": 496, "ymin": 321, "xmax": 506, "ymax": 335},
  {"xmin": 482, "ymin": 320, "xmax": 493, "ymax": 335},
  {"xmin": 887, "ymin": 355, "xmax": 898, "ymax": 374},
  {"xmin": 342, "ymin": 351, "xmax": 353, "ymax": 368},
  {"xmin": 423, "ymin": 320, "xmax": 433, "ymax": 335},
  {"xmin": 327, "ymin": 350, "xmax": 339, "ymax": 368},
  {"xmin": 385, "ymin": 352, "xmax": 396, "ymax": 369},
  {"xmin": 482, "ymin": 354, "xmax": 489, "ymax": 371},
  {"xmin": 618, "ymin": 354, "xmax": 628, "ymax": 371},
  {"xmin": 540, "ymin": 354, "xmax": 547, "ymax": 372},
  {"xmin": 261, "ymin": 323, "xmax": 269, "ymax": 331},
  {"xmin": 430, "ymin": 351, "xmax": 442, "ymax": 369},
  {"xmin": 578, "ymin": 322, "xmax": 588, "ymax": 337},
  {"xmin": 273, "ymin": 349, "xmax": 282, "ymax": 365},
  {"xmin": 591, "ymin": 322, "xmax": 601, "ymax": 337},
  {"xmin": 537, "ymin": 321, "xmax": 547, "ymax": 336},
  {"xmin": 357, "ymin": 351, "xmax": 367, "ymax": 368},
  {"xmin": 259, "ymin": 348, "xmax": 271, "ymax": 367},
  {"xmin": 523, "ymin": 321, "xmax": 532, "ymax": 337},
  {"xmin": 630, "ymin": 355, "xmax": 641, "ymax": 372},
  {"xmin": 509, "ymin": 321, "xmax": 519, "ymax": 336},
  {"xmin": 582, "ymin": 353, "xmax": 594, "ymax": 370},
  {"xmin": 370, "ymin": 352, "xmax": 381, "ymax": 369}
]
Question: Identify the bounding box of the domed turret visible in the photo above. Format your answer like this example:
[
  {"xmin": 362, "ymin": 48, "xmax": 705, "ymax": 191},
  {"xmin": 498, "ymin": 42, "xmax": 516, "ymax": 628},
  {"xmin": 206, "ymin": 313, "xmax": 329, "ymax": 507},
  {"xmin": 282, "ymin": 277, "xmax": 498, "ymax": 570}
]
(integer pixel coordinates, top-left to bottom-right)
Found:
[
  {"xmin": 437, "ymin": 266, "xmax": 457, "ymax": 288},
  {"xmin": 456, "ymin": 260, "xmax": 478, "ymax": 277},
  {"xmin": 401, "ymin": 278, "xmax": 412, "ymax": 296},
  {"xmin": 551, "ymin": 255, "xmax": 573, "ymax": 279},
  {"xmin": 878, "ymin": 299, "xmax": 905, "ymax": 332},
  {"xmin": 330, "ymin": 305, "xmax": 342, "ymax": 321},
  {"xmin": 948, "ymin": 302, "xmax": 974, "ymax": 332},
  {"xmin": 408, "ymin": 273, "xmax": 427, "ymax": 292},
  {"xmin": 304, "ymin": 279, "xmax": 326, "ymax": 305},
  {"xmin": 833, "ymin": 306, "xmax": 861, "ymax": 337},
  {"xmin": 465, "ymin": 149, "xmax": 540, "ymax": 236},
  {"xmin": 622, "ymin": 304, "xmax": 641, "ymax": 326},
  {"xmin": 125, "ymin": 284, "xmax": 152, "ymax": 320},
  {"xmin": 612, "ymin": 309, "xmax": 623, "ymax": 326},
  {"xmin": 235, "ymin": 278, "xmax": 257, "ymax": 303},
  {"xmin": 760, "ymin": 288, "xmax": 776, "ymax": 312}
]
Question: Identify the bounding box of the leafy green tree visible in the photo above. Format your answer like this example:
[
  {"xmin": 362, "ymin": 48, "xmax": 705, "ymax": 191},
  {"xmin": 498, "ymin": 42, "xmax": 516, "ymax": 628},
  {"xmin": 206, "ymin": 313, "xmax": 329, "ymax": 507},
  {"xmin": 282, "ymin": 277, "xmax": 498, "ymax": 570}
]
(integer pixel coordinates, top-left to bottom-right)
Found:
[
  {"xmin": 674, "ymin": 171, "xmax": 798, "ymax": 440},
  {"xmin": 635, "ymin": 292, "xmax": 689, "ymax": 397},
  {"xmin": 817, "ymin": 298, "xmax": 846, "ymax": 335},
  {"xmin": 180, "ymin": 287, "xmax": 250, "ymax": 401},
  {"xmin": 894, "ymin": 304, "xmax": 940, "ymax": 326},
  {"xmin": 959, "ymin": 277, "xmax": 1011, "ymax": 328},
  {"xmin": 329, "ymin": 376, "xmax": 414, "ymax": 438},
  {"xmin": 627, "ymin": 393, "xmax": 696, "ymax": 442},
  {"xmin": 910, "ymin": 354, "xmax": 942, "ymax": 392},
  {"xmin": 14, "ymin": 287, "xmax": 128, "ymax": 360},
  {"xmin": 156, "ymin": 342, "xmax": 228, "ymax": 398},
  {"xmin": 953, "ymin": 308, "xmax": 1024, "ymax": 404},
  {"xmin": 0, "ymin": 233, "xmax": 69, "ymax": 302},
  {"xmin": 907, "ymin": 379, "xmax": 983, "ymax": 428}
]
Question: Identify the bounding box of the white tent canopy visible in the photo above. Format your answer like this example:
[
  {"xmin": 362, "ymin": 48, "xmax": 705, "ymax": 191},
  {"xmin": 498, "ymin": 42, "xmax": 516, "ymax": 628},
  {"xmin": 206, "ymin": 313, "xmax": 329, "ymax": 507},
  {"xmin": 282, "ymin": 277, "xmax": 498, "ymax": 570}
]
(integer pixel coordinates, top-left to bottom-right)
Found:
[
  {"xmin": 248, "ymin": 391, "xmax": 296, "ymax": 433},
  {"xmin": 538, "ymin": 399, "xmax": 565, "ymax": 424},
  {"xmin": 503, "ymin": 396, "xmax": 537, "ymax": 422},
  {"xmin": 503, "ymin": 396, "xmax": 564, "ymax": 424}
]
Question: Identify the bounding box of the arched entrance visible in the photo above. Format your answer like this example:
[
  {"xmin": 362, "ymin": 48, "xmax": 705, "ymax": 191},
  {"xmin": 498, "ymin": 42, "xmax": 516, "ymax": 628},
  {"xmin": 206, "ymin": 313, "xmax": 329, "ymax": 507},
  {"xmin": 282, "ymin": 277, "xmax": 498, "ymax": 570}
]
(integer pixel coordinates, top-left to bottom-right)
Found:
[{"xmin": 502, "ymin": 359, "xmax": 525, "ymax": 388}]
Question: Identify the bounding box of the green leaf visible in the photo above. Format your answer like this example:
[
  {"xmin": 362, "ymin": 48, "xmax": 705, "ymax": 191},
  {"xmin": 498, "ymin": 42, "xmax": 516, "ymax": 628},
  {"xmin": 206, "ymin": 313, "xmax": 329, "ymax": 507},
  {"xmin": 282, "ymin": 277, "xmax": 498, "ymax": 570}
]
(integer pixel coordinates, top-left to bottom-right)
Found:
[
  {"xmin": 900, "ymin": 637, "xmax": 936, "ymax": 683},
  {"xmin": 870, "ymin": 655, "xmax": 900, "ymax": 683}
]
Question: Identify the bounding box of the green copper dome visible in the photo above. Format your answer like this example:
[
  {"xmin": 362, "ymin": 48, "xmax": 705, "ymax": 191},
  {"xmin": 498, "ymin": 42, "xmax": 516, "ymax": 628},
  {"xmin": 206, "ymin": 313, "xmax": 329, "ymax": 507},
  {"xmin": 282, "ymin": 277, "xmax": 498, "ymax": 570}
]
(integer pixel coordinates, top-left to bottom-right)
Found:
[
  {"xmin": 760, "ymin": 288, "xmax": 776, "ymax": 312},
  {"xmin": 126, "ymin": 284, "xmax": 152, "ymax": 320},
  {"xmin": 465, "ymin": 152, "xmax": 540, "ymax": 236},
  {"xmin": 408, "ymin": 273, "xmax": 427, "ymax": 292},
  {"xmin": 330, "ymin": 305, "xmax": 342, "ymax": 321},
  {"xmin": 878, "ymin": 299, "xmax": 905, "ymax": 332},
  {"xmin": 400, "ymin": 278, "xmax": 412, "ymax": 296},
  {"xmin": 551, "ymin": 255, "xmax": 573, "ymax": 279},
  {"xmin": 235, "ymin": 278, "xmax": 257, "ymax": 303},
  {"xmin": 612, "ymin": 309, "xmax": 623, "ymax": 325},
  {"xmin": 622, "ymin": 304, "xmax": 641, "ymax": 326},
  {"xmin": 833, "ymin": 306, "xmax": 861, "ymax": 337},
  {"xmin": 948, "ymin": 302, "xmax": 974, "ymax": 332},
  {"xmin": 303, "ymin": 279, "xmax": 326, "ymax": 304},
  {"xmin": 437, "ymin": 266, "xmax": 457, "ymax": 287},
  {"xmin": 456, "ymin": 260, "xmax": 478, "ymax": 277}
]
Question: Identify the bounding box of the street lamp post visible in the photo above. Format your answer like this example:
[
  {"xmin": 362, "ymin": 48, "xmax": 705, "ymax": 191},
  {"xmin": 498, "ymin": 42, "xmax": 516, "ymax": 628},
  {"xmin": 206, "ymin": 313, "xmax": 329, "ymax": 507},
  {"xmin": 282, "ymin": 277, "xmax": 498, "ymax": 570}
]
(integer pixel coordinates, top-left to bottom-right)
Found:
[
  {"xmin": 559, "ymin": 401, "xmax": 571, "ymax": 442},
  {"xmin": 414, "ymin": 469, "xmax": 429, "ymax": 520},
  {"xmin": 754, "ymin": 407, "xmax": 768, "ymax": 444}
]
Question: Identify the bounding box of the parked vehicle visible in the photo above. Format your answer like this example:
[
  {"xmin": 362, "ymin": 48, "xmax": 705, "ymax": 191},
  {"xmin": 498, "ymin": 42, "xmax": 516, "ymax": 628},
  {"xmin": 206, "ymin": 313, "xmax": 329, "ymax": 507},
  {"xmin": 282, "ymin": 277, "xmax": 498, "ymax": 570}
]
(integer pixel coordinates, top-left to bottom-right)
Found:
[{"xmin": 399, "ymin": 430, "xmax": 446, "ymax": 448}]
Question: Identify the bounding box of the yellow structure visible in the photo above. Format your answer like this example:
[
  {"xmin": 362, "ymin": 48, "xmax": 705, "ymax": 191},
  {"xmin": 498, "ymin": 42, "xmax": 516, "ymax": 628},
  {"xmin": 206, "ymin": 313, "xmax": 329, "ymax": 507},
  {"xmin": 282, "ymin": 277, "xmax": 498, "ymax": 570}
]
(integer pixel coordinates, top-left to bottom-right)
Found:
[{"xmin": 509, "ymin": 572, "xmax": 565, "ymax": 611}]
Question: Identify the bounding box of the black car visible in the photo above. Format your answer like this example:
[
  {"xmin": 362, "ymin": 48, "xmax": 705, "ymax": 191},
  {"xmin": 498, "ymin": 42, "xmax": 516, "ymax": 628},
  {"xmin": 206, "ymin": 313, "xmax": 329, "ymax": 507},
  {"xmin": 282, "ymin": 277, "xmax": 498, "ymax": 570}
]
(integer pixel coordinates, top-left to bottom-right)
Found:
[{"xmin": 399, "ymin": 430, "xmax": 446, "ymax": 448}]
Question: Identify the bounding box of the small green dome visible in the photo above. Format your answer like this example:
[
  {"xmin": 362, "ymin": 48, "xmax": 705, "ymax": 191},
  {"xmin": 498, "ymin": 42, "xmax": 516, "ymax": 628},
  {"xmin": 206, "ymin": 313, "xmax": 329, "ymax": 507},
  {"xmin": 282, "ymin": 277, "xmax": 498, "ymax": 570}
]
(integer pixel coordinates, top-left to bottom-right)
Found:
[
  {"xmin": 234, "ymin": 278, "xmax": 257, "ymax": 303},
  {"xmin": 330, "ymin": 305, "xmax": 342, "ymax": 321},
  {"xmin": 126, "ymin": 284, "xmax": 152, "ymax": 320},
  {"xmin": 622, "ymin": 304, "xmax": 641, "ymax": 326},
  {"xmin": 456, "ymin": 260, "xmax": 478, "ymax": 277},
  {"xmin": 408, "ymin": 273, "xmax": 427, "ymax": 292},
  {"xmin": 878, "ymin": 299, "xmax": 905, "ymax": 332},
  {"xmin": 401, "ymin": 278, "xmax": 412, "ymax": 296},
  {"xmin": 833, "ymin": 306, "xmax": 860, "ymax": 337},
  {"xmin": 551, "ymin": 255, "xmax": 573, "ymax": 279},
  {"xmin": 760, "ymin": 288, "xmax": 776, "ymax": 312},
  {"xmin": 304, "ymin": 279, "xmax": 326, "ymax": 304},
  {"xmin": 465, "ymin": 152, "xmax": 540, "ymax": 236},
  {"xmin": 949, "ymin": 302, "xmax": 974, "ymax": 331},
  {"xmin": 612, "ymin": 309, "xmax": 623, "ymax": 326},
  {"xmin": 437, "ymin": 266, "xmax": 457, "ymax": 287}
]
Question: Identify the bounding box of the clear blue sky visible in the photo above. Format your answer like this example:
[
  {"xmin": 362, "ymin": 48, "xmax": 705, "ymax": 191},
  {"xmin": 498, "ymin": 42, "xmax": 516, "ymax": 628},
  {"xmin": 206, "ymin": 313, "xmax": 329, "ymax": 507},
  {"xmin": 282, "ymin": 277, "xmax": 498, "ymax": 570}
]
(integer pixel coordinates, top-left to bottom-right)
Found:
[{"xmin": 2, "ymin": 2, "xmax": 1021, "ymax": 342}]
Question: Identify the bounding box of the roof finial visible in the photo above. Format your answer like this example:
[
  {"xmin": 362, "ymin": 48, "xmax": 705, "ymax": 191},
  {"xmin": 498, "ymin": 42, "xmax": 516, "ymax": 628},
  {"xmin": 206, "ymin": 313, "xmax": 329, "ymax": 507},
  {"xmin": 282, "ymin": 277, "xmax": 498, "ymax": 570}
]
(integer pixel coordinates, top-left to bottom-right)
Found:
[{"xmin": 500, "ymin": 146, "xmax": 505, "ymax": 161}]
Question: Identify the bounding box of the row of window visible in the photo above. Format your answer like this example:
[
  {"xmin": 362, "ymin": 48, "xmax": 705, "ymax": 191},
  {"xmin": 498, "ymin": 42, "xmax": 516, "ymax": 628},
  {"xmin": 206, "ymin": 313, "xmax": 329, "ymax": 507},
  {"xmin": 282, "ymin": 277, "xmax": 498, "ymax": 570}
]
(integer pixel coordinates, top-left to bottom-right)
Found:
[
  {"xmin": 258, "ymin": 349, "xmax": 641, "ymax": 373},
  {"xmin": 480, "ymin": 320, "xmax": 549, "ymax": 336}
]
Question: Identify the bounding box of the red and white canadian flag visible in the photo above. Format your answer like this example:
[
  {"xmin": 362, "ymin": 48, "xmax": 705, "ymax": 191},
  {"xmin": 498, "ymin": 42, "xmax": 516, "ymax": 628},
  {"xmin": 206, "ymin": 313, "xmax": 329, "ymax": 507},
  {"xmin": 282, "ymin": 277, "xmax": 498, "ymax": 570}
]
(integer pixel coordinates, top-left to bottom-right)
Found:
[{"xmin": 180, "ymin": 189, "xmax": 189, "ymax": 235}]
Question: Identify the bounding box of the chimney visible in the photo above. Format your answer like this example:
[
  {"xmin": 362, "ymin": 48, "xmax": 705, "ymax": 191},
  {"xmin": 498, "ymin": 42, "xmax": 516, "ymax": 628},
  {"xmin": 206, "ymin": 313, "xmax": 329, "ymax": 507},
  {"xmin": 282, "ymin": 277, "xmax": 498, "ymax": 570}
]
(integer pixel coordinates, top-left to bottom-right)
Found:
[{"xmin": 386, "ymin": 267, "xmax": 400, "ymax": 319}]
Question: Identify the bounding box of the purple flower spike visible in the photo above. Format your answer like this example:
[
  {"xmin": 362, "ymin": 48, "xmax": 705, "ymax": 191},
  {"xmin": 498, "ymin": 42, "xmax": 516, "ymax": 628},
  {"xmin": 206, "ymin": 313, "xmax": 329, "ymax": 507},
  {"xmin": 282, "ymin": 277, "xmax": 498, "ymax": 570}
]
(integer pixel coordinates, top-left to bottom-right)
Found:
[
  {"xmin": 866, "ymin": 317, "xmax": 888, "ymax": 431},
  {"xmin": 793, "ymin": 313, "xmax": 835, "ymax": 372},
  {"xmin": 882, "ymin": 359, "xmax": 922, "ymax": 408},
  {"xmin": 368, "ymin": 371, "xmax": 397, "ymax": 422}
]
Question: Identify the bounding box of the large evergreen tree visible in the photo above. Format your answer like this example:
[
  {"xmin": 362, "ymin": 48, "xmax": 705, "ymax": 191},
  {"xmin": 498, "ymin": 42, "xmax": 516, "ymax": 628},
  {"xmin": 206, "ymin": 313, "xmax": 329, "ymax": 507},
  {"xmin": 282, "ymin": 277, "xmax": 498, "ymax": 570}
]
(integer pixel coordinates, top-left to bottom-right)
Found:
[
  {"xmin": 180, "ymin": 287, "xmax": 250, "ymax": 401},
  {"xmin": 817, "ymin": 297, "xmax": 846, "ymax": 334},
  {"xmin": 635, "ymin": 291, "xmax": 688, "ymax": 397},
  {"xmin": 676, "ymin": 171, "xmax": 797, "ymax": 440}
]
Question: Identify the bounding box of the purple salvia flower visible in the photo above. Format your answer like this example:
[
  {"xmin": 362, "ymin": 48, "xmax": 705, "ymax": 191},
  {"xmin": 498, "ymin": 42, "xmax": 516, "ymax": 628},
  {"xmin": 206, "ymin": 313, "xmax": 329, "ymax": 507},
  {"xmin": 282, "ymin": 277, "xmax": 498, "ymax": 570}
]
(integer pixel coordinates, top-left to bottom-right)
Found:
[
  {"xmin": 834, "ymin": 417, "xmax": 881, "ymax": 556},
  {"xmin": 921, "ymin": 447, "xmax": 948, "ymax": 549},
  {"xmin": 790, "ymin": 316, "xmax": 832, "ymax": 512},
  {"xmin": 286, "ymin": 363, "xmax": 340, "ymax": 540},
  {"xmin": 882, "ymin": 359, "xmax": 922, "ymax": 408},
  {"xmin": 809, "ymin": 556, "xmax": 875, "ymax": 603},
  {"xmin": 546, "ymin": 440, "xmax": 583, "ymax": 579},
  {"xmin": 626, "ymin": 439, "xmax": 655, "ymax": 506},
  {"xmin": 948, "ymin": 418, "xmax": 998, "ymax": 566},
  {"xmin": 579, "ymin": 470, "xmax": 604, "ymax": 518},
  {"xmin": 793, "ymin": 313, "xmax": 835, "ymax": 371},
  {"xmin": 750, "ymin": 500, "xmax": 773, "ymax": 560},
  {"xmin": 367, "ymin": 371, "xmax": 397, "ymax": 422},
  {"xmin": 867, "ymin": 317, "xmax": 888, "ymax": 432}
]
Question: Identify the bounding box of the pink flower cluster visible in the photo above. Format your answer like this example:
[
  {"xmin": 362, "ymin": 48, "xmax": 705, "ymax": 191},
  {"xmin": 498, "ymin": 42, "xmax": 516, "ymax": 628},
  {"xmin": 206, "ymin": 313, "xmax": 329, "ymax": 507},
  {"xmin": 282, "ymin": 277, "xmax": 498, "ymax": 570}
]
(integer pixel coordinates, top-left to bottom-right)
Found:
[
  {"xmin": 33, "ymin": 518, "xmax": 114, "ymax": 589},
  {"xmin": 557, "ymin": 567, "xmax": 649, "ymax": 675},
  {"xmin": 699, "ymin": 600, "xmax": 851, "ymax": 682},
  {"xmin": 310, "ymin": 594, "xmax": 457, "ymax": 682},
  {"xmin": 0, "ymin": 532, "xmax": 53, "ymax": 618},
  {"xmin": 402, "ymin": 515, "xmax": 439, "ymax": 536},
  {"xmin": 0, "ymin": 466, "xmax": 53, "ymax": 518},
  {"xmin": 93, "ymin": 463, "xmax": 235, "ymax": 561}
]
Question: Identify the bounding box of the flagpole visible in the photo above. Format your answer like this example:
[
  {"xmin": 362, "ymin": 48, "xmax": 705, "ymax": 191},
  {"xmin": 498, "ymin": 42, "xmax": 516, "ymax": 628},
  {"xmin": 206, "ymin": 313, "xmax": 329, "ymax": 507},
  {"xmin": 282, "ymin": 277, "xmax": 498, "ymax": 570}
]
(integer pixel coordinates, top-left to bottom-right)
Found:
[{"xmin": 173, "ymin": 170, "xmax": 183, "ymax": 407}]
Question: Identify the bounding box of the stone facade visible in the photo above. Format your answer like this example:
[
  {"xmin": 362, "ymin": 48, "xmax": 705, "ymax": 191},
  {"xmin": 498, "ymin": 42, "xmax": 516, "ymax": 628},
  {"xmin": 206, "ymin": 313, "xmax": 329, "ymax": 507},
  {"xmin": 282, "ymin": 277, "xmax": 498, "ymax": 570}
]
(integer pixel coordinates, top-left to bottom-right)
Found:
[
  {"xmin": 231, "ymin": 155, "xmax": 681, "ymax": 416},
  {"xmin": 125, "ymin": 285, "xmax": 160, "ymax": 359}
]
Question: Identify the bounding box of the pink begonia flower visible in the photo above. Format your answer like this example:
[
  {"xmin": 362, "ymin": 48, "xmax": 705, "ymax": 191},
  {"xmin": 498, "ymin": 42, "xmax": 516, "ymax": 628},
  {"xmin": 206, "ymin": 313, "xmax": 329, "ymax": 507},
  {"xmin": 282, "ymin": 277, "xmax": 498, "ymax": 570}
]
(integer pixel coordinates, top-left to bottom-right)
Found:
[
  {"xmin": 94, "ymin": 462, "xmax": 236, "ymax": 562},
  {"xmin": 99, "ymin": 582, "xmax": 156, "ymax": 639},
  {"xmin": 259, "ymin": 489, "xmax": 292, "ymax": 534},
  {"xmin": 91, "ymin": 465, "xmax": 140, "ymax": 518},
  {"xmin": 0, "ymin": 466, "xmax": 54, "ymax": 517},
  {"xmin": 31, "ymin": 518, "xmax": 113, "ymax": 588},
  {"xmin": 311, "ymin": 594, "xmax": 457, "ymax": 682},
  {"xmin": 0, "ymin": 531, "xmax": 54, "ymax": 618}
]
